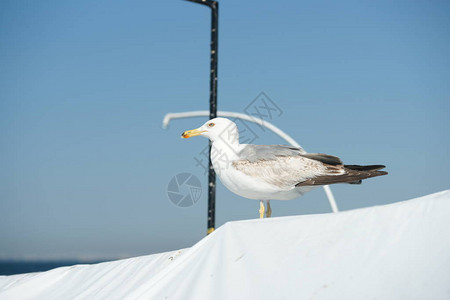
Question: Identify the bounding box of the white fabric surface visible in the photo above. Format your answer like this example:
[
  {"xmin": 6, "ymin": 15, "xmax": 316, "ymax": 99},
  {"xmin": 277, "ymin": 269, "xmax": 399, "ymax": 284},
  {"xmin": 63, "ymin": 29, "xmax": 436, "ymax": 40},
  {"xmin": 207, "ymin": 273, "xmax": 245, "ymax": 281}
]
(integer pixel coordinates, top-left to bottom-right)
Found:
[{"xmin": 1, "ymin": 190, "xmax": 449, "ymax": 300}]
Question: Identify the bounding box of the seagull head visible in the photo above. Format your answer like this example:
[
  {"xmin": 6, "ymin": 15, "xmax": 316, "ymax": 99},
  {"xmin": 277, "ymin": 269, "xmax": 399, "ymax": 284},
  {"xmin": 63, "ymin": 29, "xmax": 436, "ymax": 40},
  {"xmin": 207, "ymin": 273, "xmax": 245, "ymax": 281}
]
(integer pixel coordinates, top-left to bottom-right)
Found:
[{"xmin": 181, "ymin": 117, "xmax": 239, "ymax": 144}]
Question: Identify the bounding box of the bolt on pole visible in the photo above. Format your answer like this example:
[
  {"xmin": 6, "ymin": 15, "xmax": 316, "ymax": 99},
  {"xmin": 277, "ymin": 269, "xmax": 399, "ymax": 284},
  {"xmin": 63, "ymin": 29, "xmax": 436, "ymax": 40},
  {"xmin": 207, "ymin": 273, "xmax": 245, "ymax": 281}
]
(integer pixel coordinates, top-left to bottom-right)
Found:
[{"xmin": 185, "ymin": 0, "xmax": 218, "ymax": 235}]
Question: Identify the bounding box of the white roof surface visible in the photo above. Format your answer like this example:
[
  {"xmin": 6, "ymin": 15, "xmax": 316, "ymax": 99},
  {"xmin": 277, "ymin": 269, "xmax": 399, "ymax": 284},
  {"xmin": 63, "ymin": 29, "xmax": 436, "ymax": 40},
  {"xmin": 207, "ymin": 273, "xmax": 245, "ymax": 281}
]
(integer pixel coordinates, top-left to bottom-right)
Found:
[{"xmin": 1, "ymin": 190, "xmax": 449, "ymax": 300}]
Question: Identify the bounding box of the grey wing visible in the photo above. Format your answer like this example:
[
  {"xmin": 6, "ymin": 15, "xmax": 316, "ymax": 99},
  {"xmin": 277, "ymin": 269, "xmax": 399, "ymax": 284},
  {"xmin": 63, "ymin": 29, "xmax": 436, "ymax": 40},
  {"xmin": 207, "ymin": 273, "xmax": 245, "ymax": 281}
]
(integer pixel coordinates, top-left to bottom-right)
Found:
[
  {"xmin": 237, "ymin": 144, "xmax": 342, "ymax": 165},
  {"xmin": 237, "ymin": 144, "xmax": 306, "ymax": 162},
  {"xmin": 233, "ymin": 144, "xmax": 353, "ymax": 189},
  {"xmin": 233, "ymin": 146, "xmax": 345, "ymax": 189},
  {"xmin": 299, "ymin": 153, "xmax": 342, "ymax": 166},
  {"xmin": 233, "ymin": 144, "xmax": 387, "ymax": 188},
  {"xmin": 232, "ymin": 157, "xmax": 323, "ymax": 189}
]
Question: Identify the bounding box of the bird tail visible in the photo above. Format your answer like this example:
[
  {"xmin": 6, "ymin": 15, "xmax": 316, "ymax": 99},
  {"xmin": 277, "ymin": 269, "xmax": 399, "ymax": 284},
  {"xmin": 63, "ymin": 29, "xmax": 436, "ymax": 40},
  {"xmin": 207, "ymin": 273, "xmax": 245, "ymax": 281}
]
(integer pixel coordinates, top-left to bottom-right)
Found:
[
  {"xmin": 344, "ymin": 165, "xmax": 386, "ymax": 172},
  {"xmin": 296, "ymin": 165, "xmax": 388, "ymax": 187},
  {"xmin": 344, "ymin": 165, "xmax": 387, "ymax": 184}
]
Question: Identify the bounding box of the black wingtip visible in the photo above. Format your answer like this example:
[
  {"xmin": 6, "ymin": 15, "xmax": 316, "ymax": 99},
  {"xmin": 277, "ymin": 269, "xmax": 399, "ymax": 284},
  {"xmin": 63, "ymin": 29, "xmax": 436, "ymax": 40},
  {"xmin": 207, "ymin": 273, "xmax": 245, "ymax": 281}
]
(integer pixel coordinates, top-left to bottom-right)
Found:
[{"xmin": 344, "ymin": 165, "xmax": 386, "ymax": 172}]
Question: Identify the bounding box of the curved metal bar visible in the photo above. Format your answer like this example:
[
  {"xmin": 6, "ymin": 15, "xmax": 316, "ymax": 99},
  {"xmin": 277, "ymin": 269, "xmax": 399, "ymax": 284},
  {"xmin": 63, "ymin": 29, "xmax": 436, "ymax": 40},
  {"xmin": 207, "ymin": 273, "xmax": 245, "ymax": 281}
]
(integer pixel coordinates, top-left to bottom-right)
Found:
[{"xmin": 162, "ymin": 111, "xmax": 339, "ymax": 213}]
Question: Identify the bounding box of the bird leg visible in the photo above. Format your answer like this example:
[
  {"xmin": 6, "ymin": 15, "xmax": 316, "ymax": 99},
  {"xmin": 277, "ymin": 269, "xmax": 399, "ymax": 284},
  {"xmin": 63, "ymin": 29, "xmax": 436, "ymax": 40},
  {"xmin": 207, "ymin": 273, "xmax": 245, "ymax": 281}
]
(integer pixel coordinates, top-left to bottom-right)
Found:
[
  {"xmin": 265, "ymin": 200, "xmax": 272, "ymax": 218},
  {"xmin": 259, "ymin": 200, "xmax": 265, "ymax": 219}
]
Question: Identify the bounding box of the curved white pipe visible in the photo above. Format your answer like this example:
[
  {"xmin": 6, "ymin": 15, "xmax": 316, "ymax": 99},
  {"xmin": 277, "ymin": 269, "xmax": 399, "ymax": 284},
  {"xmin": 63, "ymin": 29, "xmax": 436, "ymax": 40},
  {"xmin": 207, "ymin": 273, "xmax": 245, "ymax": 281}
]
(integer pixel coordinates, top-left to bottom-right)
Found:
[{"xmin": 162, "ymin": 110, "xmax": 339, "ymax": 213}]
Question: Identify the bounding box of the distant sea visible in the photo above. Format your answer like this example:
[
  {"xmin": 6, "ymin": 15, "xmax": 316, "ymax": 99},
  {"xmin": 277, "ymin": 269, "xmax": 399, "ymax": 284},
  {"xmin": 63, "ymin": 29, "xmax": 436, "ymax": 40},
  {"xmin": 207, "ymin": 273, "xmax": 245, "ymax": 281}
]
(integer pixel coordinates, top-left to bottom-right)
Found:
[{"xmin": 0, "ymin": 260, "xmax": 106, "ymax": 276}]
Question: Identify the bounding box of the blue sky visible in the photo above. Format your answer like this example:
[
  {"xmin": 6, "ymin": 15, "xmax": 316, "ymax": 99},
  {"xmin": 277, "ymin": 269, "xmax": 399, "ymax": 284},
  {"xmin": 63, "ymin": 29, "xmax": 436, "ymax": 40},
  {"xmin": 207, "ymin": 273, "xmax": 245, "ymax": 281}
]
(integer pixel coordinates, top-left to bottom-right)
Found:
[{"xmin": 0, "ymin": 0, "xmax": 448, "ymax": 260}]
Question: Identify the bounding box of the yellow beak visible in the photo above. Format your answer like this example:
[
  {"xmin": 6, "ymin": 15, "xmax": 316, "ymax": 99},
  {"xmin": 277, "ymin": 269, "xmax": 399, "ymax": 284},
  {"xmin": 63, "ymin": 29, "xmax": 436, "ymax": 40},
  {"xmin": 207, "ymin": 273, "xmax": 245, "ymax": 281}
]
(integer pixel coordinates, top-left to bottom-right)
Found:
[{"xmin": 181, "ymin": 128, "xmax": 206, "ymax": 139}]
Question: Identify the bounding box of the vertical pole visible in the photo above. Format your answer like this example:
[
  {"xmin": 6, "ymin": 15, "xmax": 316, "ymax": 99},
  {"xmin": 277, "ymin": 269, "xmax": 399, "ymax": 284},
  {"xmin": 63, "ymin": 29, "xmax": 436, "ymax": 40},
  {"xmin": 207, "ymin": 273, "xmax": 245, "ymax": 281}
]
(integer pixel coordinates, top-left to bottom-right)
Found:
[
  {"xmin": 185, "ymin": 0, "xmax": 218, "ymax": 235},
  {"xmin": 208, "ymin": 1, "xmax": 218, "ymax": 235}
]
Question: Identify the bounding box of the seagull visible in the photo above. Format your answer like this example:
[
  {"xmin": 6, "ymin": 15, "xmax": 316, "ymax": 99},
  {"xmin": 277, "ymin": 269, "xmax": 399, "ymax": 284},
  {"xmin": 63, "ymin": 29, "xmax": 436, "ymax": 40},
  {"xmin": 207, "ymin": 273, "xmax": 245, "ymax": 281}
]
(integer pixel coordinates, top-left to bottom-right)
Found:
[{"xmin": 182, "ymin": 117, "xmax": 387, "ymax": 218}]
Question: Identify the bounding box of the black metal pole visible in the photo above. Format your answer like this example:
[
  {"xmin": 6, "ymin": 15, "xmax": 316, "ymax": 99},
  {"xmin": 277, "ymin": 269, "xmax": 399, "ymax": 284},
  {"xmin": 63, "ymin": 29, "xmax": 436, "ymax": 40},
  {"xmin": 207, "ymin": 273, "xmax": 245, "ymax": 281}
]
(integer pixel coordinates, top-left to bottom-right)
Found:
[{"xmin": 185, "ymin": 0, "xmax": 218, "ymax": 235}]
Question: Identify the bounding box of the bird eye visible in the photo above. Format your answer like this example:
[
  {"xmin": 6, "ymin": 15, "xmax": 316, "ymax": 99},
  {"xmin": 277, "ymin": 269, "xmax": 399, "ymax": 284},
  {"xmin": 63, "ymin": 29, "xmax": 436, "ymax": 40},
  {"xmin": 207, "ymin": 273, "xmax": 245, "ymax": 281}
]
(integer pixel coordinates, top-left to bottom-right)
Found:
[{"xmin": 208, "ymin": 123, "xmax": 215, "ymax": 128}]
